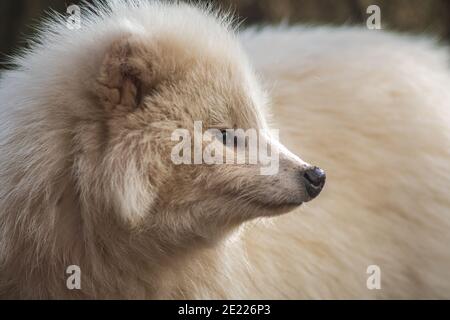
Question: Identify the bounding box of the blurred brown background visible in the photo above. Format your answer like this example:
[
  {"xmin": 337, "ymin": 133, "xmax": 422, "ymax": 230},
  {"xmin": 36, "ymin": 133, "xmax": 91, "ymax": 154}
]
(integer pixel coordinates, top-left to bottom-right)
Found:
[{"xmin": 1, "ymin": 0, "xmax": 449, "ymax": 67}]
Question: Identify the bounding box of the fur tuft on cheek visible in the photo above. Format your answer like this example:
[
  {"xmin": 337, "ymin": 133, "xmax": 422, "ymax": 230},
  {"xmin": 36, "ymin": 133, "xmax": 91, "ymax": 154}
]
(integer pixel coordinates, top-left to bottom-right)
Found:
[{"xmin": 110, "ymin": 160, "xmax": 155, "ymax": 227}]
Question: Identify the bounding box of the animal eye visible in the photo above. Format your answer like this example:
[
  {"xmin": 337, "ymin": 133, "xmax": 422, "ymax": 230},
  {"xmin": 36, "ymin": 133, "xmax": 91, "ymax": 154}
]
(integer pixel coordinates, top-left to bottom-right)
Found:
[
  {"xmin": 219, "ymin": 129, "xmax": 229, "ymax": 145},
  {"xmin": 219, "ymin": 129, "xmax": 238, "ymax": 147}
]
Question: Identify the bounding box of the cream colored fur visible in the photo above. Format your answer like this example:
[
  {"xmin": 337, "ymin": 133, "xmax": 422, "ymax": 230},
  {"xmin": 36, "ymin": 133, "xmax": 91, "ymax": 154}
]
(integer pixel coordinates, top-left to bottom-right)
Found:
[{"xmin": 0, "ymin": 1, "xmax": 449, "ymax": 299}]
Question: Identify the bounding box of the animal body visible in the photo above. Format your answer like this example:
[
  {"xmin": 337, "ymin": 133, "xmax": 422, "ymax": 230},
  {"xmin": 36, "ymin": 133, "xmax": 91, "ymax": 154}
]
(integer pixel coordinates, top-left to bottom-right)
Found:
[{"xmin": 0, "ymin": 1, "xmax": 449, "ymax": 299}]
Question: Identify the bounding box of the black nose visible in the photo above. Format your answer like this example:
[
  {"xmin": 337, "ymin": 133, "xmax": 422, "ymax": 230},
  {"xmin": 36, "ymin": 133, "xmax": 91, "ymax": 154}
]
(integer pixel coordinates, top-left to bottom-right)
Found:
[{"xmin": 303, "ymin": 167, "xmax": 326, "ymax": 199}]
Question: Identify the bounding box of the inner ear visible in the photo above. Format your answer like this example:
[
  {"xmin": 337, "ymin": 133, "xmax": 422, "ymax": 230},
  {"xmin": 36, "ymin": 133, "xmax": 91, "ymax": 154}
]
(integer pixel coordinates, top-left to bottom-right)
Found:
[{"xmin": 94, "ymin": 37, "xmax": 148, "ymax": 114}]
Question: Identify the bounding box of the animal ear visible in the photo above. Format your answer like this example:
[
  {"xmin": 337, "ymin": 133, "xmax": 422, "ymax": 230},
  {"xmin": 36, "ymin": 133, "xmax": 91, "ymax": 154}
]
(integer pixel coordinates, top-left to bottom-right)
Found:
[{"xmin": 95, "ymin": 37, "xmax": 150, "ymax": 114}]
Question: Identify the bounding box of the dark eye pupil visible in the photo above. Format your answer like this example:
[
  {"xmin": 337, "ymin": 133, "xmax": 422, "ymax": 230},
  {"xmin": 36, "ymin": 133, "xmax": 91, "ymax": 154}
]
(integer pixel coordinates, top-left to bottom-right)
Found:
[
  {"xmin": 220, "ymin": 129, "xmax": 238, "ymax": 147},
  {"xmin": 220, "ymin": 130, "xmax": 228, "ymax": 145}
]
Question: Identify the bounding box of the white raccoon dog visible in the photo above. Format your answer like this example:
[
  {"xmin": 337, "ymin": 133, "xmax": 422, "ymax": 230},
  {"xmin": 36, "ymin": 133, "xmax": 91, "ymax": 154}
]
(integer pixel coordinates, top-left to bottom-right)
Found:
[{"xmin": 0, "ymin": 1, "xmax": 449, "ymax": 299}]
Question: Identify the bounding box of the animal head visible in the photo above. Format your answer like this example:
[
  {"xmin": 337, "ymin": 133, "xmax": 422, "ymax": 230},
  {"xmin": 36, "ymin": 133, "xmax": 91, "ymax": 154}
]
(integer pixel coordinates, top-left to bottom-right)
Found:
[{"xmin": 6, "ymin": 1, "xmax": 325, "ymax": 246}]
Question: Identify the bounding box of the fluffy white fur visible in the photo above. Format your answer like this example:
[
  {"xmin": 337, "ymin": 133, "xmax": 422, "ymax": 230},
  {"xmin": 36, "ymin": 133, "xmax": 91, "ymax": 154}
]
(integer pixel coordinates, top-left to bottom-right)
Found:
[{"xmin": 0, "ymin": 0, "xmax": 449, "ymax": 299}]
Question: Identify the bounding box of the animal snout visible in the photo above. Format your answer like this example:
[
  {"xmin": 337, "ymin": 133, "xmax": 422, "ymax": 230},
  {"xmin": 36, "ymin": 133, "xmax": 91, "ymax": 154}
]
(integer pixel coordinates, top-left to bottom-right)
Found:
[{"xmin": 302, "ymin": 167, "xmax": 326, "ymax": 200}]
